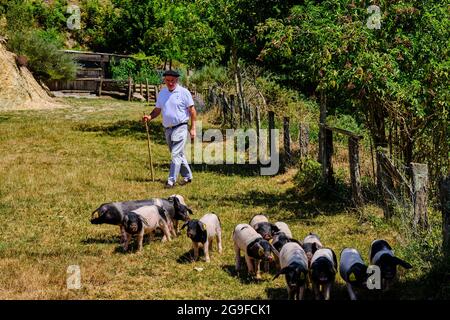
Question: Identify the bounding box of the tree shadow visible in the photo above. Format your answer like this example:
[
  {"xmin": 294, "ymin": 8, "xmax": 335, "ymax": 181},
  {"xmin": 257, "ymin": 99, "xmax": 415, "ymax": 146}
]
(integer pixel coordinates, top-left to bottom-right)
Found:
[
  {"xmin": 73, "ymin": 120, "xmax": 167, "ymax": 145},
  {"xmin": 221, "ymin": 265, "xmax": 267, "ymax": 285},
  {"xmin": 190, "ymin": 163, "xmax": 277, "ymax": 177},
  {"xmin": 222, "ymin": 186, "xmax": 350, "ymax": 220}
]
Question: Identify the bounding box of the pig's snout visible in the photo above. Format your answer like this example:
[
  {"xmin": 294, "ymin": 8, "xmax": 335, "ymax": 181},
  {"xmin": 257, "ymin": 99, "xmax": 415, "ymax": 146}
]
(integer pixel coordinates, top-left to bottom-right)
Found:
[{"xmin": 129, "ymin": 223, "xmax": 138, "ymax": 233}]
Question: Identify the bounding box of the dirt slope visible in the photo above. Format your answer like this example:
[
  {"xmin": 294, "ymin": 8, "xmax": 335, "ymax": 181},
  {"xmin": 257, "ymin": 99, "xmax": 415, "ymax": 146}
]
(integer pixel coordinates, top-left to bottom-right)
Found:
[{"xmin": 0, "ymin": 42, "xmax": 64, "ymax": 111}]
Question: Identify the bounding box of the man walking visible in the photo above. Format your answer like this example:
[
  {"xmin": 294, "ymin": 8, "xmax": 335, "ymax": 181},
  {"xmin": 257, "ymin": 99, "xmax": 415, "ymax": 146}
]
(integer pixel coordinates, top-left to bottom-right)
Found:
[{"xmin": 143, "ymin": 70, "xmax": 196, "ymax": 188}]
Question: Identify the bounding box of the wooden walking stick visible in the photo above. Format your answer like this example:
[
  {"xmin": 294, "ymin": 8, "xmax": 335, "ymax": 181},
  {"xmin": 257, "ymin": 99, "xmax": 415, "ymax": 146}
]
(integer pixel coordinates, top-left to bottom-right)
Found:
[{"xmin": 143, "ymin": 112, "xmax": 155, "ymax": 182}]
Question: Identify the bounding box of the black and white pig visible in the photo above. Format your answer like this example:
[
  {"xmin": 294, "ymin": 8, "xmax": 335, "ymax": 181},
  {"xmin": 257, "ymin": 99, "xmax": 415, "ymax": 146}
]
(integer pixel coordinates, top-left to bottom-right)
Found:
[
  {"xmin": 249, "ymin": 214, "xmax": 279, "ymax": 241},
  {"xmin": 339, "ymin": 248, "xmax": 368, "ymax": 300},
  {"xmin": 369, "ymin": 239, "xmax": 412, "ymax": 290},
  {"xmin": 90, "ymin": 194, "xmax": 192, "ymax": 241},
  {"xmin": 310, "ymin": 248, "xmax": 338, "ymax": 300},
  {"xmin": 181, "ymin": 213, "xmax": 223, "ymax": 262},
  {"xmin": 302, "ymin": 233, "xmax": 323, "ymax": 264},
  {"xmin": 272, "ymin": 221, "xmax": 298, "ymax": 252},
  {"xmin": 122, "ymin": 205, "xmax": 173, "ymax": 252},
  {"xmin": 273, "ymin": 242, "xmax": 309, "ymax": 300},
  {"xmin": 233, "ymin": 223, "xmax": 279, "ymax": 279},
  {"xmin": 167, "ymin": 194, "xmax": 193, "ymax": 234}
]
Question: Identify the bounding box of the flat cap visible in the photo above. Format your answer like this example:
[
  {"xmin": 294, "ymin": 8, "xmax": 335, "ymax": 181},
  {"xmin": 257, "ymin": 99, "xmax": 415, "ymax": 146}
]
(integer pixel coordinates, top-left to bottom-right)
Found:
[{"xmin": 163, "ymin": 70, "xmax": 180, "ymax": 77}]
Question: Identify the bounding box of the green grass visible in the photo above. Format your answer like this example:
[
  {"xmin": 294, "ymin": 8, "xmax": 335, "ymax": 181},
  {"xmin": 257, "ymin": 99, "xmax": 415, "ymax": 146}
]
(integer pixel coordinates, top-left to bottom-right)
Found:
[{"xmin": 0, "ymin": 97, "xmax": 446, "ymax": 299}]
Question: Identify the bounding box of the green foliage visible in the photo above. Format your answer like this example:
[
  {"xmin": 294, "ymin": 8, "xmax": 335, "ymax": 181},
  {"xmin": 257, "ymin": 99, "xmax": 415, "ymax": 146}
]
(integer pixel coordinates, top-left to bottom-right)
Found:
[
  {"xmin": 257, "ymin": 0, "xmax": 449, "ymax": 187},
  {"xmin": 110, "ymin": 58, "xmax": 162, "ymax": 85},
  {"xmin": 6, "ymin": 29, "xmax": 77, "ymax": 81},
  {"xmin": 294, "ymin": 159, "xmax": 325, "ymax": 199},
  {"xmin": 4, "ymin": 0, "xmax": 34, "ymax": 32},
  {"xmin": 189, "ymin": 63, "xmax": 228, "ymax": 91}
]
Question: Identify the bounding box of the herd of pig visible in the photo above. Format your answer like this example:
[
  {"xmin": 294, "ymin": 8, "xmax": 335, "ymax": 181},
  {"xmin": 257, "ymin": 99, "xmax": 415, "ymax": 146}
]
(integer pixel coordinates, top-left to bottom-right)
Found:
[{"xmin": 90, "ymin": 194, "xmax": 412, "ymax": 300}]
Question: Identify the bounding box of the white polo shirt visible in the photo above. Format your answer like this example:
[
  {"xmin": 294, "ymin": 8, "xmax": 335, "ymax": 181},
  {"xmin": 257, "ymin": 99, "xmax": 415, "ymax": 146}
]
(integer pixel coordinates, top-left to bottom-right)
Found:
[{"xmin": 156, "ymin": 84, "xmax": 194, "ymax": 128}]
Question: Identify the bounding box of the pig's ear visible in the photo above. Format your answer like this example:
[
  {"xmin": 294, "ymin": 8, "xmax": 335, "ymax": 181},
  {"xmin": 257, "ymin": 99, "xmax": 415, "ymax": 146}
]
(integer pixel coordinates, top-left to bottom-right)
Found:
[
  {"xmin": 312, "ymin": 242, "xmax": 319, "ymax": 253},
  {"xmin": 170, "ymin": 196, "xmax": 180, "ymax": 208},
  {"xmin": 91, "ymin": 208, "xmax": 100, "ymax": 219},
  {"xmin": 122, "ymin": 215, "xmax": 129, "ymax": 224},
  {"xmin": 181, "ymin": 221, "xmax": 189, "ymax": 230},
  {"xmin": 273, "ymin": 267, "xmax": 288, "ymax": 280},
  {"xmin": 271, "ymin": 224, "xmax": 280, "ymax": 233},
  {"xmin": 187, "ymin": 207, "xmax": 193, "ymax": 215},
  {"xmin": 394, "ymin": 257, "xmax": 412, "ymax": 269},
  {"xmin": 200, "ymin": 223, "xmax": 207, "ymax": 232},
  {"xmin": 257, "ymin": 244, "xmax": 264, "ymax": 257}
]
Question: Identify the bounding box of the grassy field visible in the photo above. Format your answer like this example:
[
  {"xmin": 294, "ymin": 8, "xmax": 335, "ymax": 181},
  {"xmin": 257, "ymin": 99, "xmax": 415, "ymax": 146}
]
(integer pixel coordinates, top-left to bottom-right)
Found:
[{"xmin": 0, "ymin": 97, "xmax": 446, "ymax": 300}]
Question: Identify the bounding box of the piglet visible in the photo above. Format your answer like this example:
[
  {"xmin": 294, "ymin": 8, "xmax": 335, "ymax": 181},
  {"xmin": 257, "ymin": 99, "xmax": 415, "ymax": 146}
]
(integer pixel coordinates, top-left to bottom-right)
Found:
[
  {"xmin": 233, "ymin": 223, "xmax": 279, "ymax": 279},
  {"xmin": 369, "ymin": 239, "xmax": 412, "ymax": 290},
  {"xmin": 122, "ymin": 205, "xmax": 173, "ymax": 252},
  {"xmin": 273, "ymin": 242, "xmax": 309, "ymax": 300},
  {"xmin": 302, "ymin": 233, "xmax": 323, "ymax": 264},
  {"xmin": 310, "ymin": 248, "xmax": 337, "ymax": 300},
  {"xmin": 249, "ymin": 214, "xmax": 279, "ymax": 241},
  {"xmin": 181, "ymin": 212, "xmax": 223, "ymax": 262},
  {"xmin": 339, "ymin": 248, "xmax": 368, "ymax": 300}
]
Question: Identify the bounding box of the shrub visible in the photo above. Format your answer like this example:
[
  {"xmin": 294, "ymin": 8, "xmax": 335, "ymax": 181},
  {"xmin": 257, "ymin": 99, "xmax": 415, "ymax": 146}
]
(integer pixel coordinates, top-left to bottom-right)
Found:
[
  {"xmin": 110, "ymin": 55, "xmax": 162, "ymax": 85},
  {"xmin": 294, "ymin": 158, "xmax": 325, "ymax": 199},
  {"xmin": 6, "ymin": 29, "xmax": 77, "ymax": 81},
  {"xmin": 190, "ymin": 63, "xmax": 228, "ymax": 91}
]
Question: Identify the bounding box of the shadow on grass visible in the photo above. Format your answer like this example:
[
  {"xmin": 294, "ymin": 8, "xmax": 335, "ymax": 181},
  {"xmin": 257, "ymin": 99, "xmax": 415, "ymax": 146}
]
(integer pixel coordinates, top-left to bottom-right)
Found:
[
  {"xmin": 177, "ymin": 249, "xmax": 196, "ymax": 264},
  {"xmin": 124, "ymin": 176, "xmax": 166, "ymax": 183},
  {"xmin": 265, "ymin": 287, "xmax": 287, "ymax": 300},
  {"xmin": 0, "ymin": 116, "xmax": 11, "ymax": 123},
  {"xmin": 190, "ymin": 163, "xmax": 286, "ymax": 177},
  {"xmin": 73, "ymin": 120, "xmax": 167, "ymax": 145},
  {"xmin": 221, "ymin": 186, "xmax": 352, "ymax": 220},
  {"xmin": 221, "ymin": 265, "xmax": 268, "ymax": 285},
  {"xmin": 81, "ymin": 235, "xmax": 120, "ymax": 245}
]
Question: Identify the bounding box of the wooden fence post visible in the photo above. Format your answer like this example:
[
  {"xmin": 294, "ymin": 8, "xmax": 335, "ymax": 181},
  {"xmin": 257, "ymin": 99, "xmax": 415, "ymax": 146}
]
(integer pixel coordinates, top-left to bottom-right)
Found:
[
  {"xmin": 127, "ymin": 76, "xmax": 132, "ymax": 101},
  {"xmin": 349, "ymin": 137, "xmax": 363, "ymax": 207},
  {"xmin": 140, "ymin": 82, "xmax": 143, "ymax": 97},
  {"xmin": 411, "ymin": 163, "xmax": 429, "ymax": 229},
  {"xmin": 283, "ymin": 117, "xmax": 291, "ymax": 165},
  {"xmin": 441, "ymin": 176, "xmax": 450, "ymax": 255},
  {"xmin": 321, "ymin": 128, "xmax": 334, "ymax": 186},
  {"xmin": 377, "ymin": 149, "xmax": 395, "ymax": 219},
  {"xmin": 146, "ymin": 79, "xmax": 150, "ymax": 103},
  {"xmin": 299, "ymin": 123, "xmax": 309, "ymax": 160},
  {"xmin": 230, "ymin": 94, "xmax": 235, "ymax": 128},
  {"xmin": 239, "ymin": 98, "xmax": 244, "ymax": 126},
  {"xmin": 97, "ymin": 77, "xmax": 103, "ymax": 97},
  {"xmin": 268, "ymin": 111, "xmax": 275, "ymax": 158},
  {"xmin": 248, "ymin": 103, "xmax": 253, "ymax": 124},
  {"xmin": 255, "ymin": 105, "xmax": 261, "ymax": 143},
  {"xmin": 318, "ymin": 92, "xmax": 327, "ymax": 163}
]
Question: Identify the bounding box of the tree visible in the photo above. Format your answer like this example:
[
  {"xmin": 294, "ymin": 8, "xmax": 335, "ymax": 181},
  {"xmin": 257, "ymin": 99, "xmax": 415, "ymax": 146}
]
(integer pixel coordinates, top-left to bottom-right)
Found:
[{"xmin": 257, "ymin": 0, "xmax": 449, "ymax": 187}]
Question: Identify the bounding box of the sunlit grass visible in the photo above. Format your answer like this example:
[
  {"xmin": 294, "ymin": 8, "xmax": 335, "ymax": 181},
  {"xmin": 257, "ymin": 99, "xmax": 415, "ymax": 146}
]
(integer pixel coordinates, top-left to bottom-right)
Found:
[{"xmin": 0, "ymin": 97, "xmax": 444, "ymax": 299}]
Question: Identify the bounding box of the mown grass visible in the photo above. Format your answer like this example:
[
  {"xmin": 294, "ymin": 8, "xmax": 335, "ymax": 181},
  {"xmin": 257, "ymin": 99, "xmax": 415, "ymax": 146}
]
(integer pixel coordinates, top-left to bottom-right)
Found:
[{"xmin": 0, "ymin": 97, "xmax": 446, "ymax": 300}]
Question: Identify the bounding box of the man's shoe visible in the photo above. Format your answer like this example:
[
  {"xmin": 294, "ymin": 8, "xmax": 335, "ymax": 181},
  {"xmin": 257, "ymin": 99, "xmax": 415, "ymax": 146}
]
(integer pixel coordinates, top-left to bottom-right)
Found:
[
  {"xmin": 179, "ymin": 179, "xmax": 192, "ymax": 186},
  {"xmin": 164, "ymin": 182, "xmax": 175, "ymax": 189}
]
